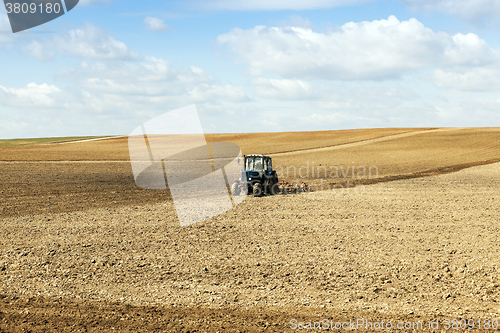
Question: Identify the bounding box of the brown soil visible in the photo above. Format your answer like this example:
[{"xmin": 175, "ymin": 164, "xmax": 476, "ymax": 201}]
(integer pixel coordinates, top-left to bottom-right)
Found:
[
  {"xmin": 0, "ymin": 161, "xmax": 171, "ymax": 219},
  {"xmin": 1, "ymin": 127, "xmax": 500, "ymax": 332},
  {"xmin": 2, "ymin": 128, "xmax": 500, "ymax": 219},
  {"xmin": 0, "ymin": 294, "xmax": 446, "ymax": 332},
  {"xmin": 0, "ymin": 128, "xmax": 421, "ymax": 161}
]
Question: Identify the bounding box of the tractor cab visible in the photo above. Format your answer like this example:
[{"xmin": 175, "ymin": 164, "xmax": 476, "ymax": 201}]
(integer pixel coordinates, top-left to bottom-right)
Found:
[{"xmin": 244, "ymin": 154, "xmax": 272, "ymax": 174}]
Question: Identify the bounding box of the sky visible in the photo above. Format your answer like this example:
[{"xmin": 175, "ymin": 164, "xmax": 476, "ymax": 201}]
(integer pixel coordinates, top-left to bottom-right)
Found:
[{"xmin": 1, "ymin": 0, "xmax": 500, "ymax": 138}]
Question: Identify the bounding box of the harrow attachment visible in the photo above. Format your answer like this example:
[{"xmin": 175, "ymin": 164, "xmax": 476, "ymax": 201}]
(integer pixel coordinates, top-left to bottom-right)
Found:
[{"xmin": 276, "ymin": 181, "xmax": 309, "ymax": 194}]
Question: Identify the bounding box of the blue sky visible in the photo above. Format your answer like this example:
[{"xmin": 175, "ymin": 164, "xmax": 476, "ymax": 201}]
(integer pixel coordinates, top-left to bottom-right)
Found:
[{"xmin": 1, "ymin": 0, "xmax": 500, "ymax": 138}]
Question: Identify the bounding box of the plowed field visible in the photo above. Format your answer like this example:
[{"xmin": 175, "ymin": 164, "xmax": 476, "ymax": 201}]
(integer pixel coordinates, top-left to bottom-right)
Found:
[{"xmin": 1, "ymin": 128, "xmax": 499, "ymax": 332}]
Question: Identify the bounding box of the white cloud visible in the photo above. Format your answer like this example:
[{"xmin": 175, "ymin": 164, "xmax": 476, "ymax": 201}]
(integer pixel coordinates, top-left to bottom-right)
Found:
[
  {"xmin": 2, "ymin": 57, "xmax": 248, "ymax": 114},
  {"xmin": 53, "ymin": 23, "xmax": 139, "ymax": 60},
  {"xmin": 434, "ymin": 68, "xmax": 500, "ymax": 91},
  {"xmin": 399, "ymin": 0, "xmax": 500, "ymax": 23},
  {"xmin": 444, "ymin": 33, "xmax": 498, "ymax": 65},
  {"xmin": 61, "ymin": 57, "xmax": 248, "ymax": 104},
  {"xmin": 218, "ymin": 16, "xmax": 500, "ymax": 81},
  {"xmin": 143, "ymin": 17, "xmax": 170, "ymax": 33},
  {"xmin": 253, "ymin": 78, "xmax": 317, "ymax": 100},
  {"xmin": 0, "ymin": 56, "xmax": 250, "ymax": 137},
  {"xmin": 189, "ymin": 84, "xmax": 249, "ymax": 103},
  {"xmin": 0, "ymin": 83, "xmax": 61, "ymax": 109},
  {"xmin": 312, "ymin": 84, "xmax": 419, "ymax": 110},
  {"xmin": 241, "ymin": 79, "xmax": 424, "ymax": 131},
  {"xmin": 276, "ymin": 15, "xmax": 314, "ymax": 29},
  {"xmin": 24, "ymin": 23, "xmax": 139, "ymax": 60},
  {"xmin": 191, "ymin": 0, "xmax": 371, "ymax": 11},
  {"xmin": 461, "ymin": 98, "xmax": 500, "ymax": 115},
  {"xmin": 23, "ymin": 41, "xmax": 55, "ymax": 61}
]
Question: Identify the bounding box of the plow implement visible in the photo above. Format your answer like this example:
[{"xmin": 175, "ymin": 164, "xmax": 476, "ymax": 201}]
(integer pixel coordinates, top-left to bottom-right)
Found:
[{"xmin": 276, "ymin": 181, "xmax": 309, "ymax": 194}]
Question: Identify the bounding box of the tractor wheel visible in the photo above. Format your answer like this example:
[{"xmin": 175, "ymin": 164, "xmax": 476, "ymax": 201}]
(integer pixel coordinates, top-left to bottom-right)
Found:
[
  {"xmin": 269, "ymin": 178, "xmax": 279, "ymax": 195},
  {"xmin": 231, "ymin": 182, "xmax": 240, "ymax": 196},
  {"xmin": 270, "ymin": 182, "xmax": 280, "ymax": 195},
  {"xmin": 253, "ymin": 183, "xmax": 263, "ymax": 197}
]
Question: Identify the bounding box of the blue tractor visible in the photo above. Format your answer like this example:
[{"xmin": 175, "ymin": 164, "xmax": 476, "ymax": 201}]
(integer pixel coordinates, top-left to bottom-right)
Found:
[{"xmin": 231, "ymin": 154, "xmax": 279, "ymax": 197}]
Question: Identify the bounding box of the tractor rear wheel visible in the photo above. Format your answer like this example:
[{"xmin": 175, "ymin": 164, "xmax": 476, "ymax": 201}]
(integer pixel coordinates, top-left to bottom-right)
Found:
[
  {"xmin": 253, "ymin": 183, "xmax": 263, "ymax": 197},
  {"xmin": 270, "ymin": 182, "xmax": 280, "ymax": 195}
]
